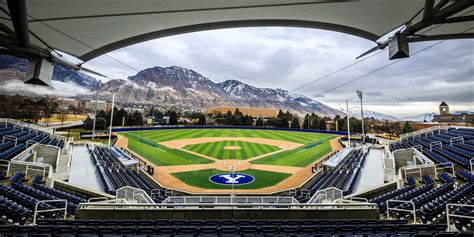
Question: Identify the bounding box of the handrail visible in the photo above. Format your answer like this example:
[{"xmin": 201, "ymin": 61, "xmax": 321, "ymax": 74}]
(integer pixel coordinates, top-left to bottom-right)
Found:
[
  {"xmin": 79, "ymin": 202, "xmax": 378, "ymax": 209},
  {"xmin": 386, "ymin": 200, "xmax": 416, "ymax": 223},
  {"xmin": 33, "ymin": 199, "xmax": 68, "ymax": 225},
  {"xmin": 446, "ymin": 203, "xmax": 474, "ymax": 232}
]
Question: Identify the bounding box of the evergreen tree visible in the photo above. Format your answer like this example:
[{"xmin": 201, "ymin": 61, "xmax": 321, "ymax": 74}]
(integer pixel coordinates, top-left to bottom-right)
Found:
[
  {"xmin": 197, "ymin": 115, "xmax": 206, "ymax": 125},
  {"xmin": 168, "ymin": 111, "xmax": 178, "ymax": 125},
  {"xmin": 303, "ymin": 114, "xmax": 311, "ymax": 129},
  {"xmin": 319, "ymin": 119, "xmax": 327, "ymax": 131},
  {"xmin": 225, "ymin": 110, "xmax": 232, "ymax": 125},
  {"xmin": 290, "ymin": 117, "xmax": 300, "ymax": 128},
  {"xmin": 400, "ymin": 121, "xmax": 413, "ymax": 134},
  {"xmin": 277, "ymin": 109, "xmax": 285, "ymax": 119},
  {"xmin": 255, "ymin": 118, "xmax": 264, "ymax": 127}
]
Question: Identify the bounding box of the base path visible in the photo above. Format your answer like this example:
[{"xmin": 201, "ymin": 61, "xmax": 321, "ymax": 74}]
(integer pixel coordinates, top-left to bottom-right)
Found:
[{"xmin": 160, "ymin": 137, "xmax": 303, "ymax": 150}]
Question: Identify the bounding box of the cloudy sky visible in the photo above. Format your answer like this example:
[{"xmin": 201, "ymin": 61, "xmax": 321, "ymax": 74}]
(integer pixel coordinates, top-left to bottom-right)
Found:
[{"xmin": 84, "ymin": 27, "xmax": 473, "ymax": 117}]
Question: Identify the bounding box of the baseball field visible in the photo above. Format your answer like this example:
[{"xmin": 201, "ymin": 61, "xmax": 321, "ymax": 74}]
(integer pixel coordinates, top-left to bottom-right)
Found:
[{"xmin": 117, "ymin": 129, "xmax": 340, "ymax": 192}]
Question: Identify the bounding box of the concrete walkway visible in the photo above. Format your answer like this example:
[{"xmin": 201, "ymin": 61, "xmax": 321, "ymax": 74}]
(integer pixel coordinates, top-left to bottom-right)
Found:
[
  {"xmin": 68, "ymin": 145, "xmax": 102, "ymax": 192},
  {"xmin": 354, "ymin": 148, "xmax": 384, "ymax": 193}
]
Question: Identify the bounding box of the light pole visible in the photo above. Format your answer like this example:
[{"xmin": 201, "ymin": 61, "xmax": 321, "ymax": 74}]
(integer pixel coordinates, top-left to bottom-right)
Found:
[
  {"xmin": 91, "ymin": 82, "xmax": 100, "ymax": 140},
  {"xmin": 356, "ymin": 90, "xmax": 365, "ymax": 144}
]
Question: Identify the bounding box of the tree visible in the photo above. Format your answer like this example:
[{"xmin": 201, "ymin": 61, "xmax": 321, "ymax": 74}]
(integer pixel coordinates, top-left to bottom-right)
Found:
[
  {"xmin": 290, "ymin": 117, "xmax": 300, "ymax": 129},
  {"xmin": 225, "ymin": 110, "xmax": 233, "ymax": 125},
  {"xmin": 197, "ymin": 115, "xmax": 206, "ymax": 125},
  {"xmin": 303, "ymin": 114, "xmax": 311, "ymax": 129},
  {"xmin": 277, "ymin": 109, "xmax": 285, "ymax": 119},
  {"xmin": 265, "ymin": 118, "xmax": 277, "ymax": 127},
  {"xmin": 319, "ymin": 119, "xmax": 327, "ymax": 130},
  {"xmin": 255, "ymin": 118, "xmax": 264, "ymax": 127},
  {"xmin": 400, "ymin": 121, "xmax": 413, "ymax": 134},
  {"xmin": 168, "ymin": 111, "xmax": 178, "ymax": 125},
  {"xmin": 83, "ymin": 116, "xmax": 106, "ymax": 130},
  {"xmin": 234, "ymin": 108, "xmax": 243, "ymax": 117}
]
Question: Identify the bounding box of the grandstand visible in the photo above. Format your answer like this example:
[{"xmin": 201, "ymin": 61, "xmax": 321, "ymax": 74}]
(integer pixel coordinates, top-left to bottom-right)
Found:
[{"xmin": 0, "ymin": 119, "xmax": 472, "ymax": 235}]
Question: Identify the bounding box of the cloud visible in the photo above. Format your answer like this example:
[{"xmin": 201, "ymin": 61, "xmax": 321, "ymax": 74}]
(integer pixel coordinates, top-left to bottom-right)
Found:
[
  {"xmin": 0, "ymin": 80, "xmax": 91, "ymax": 97},
  {"xmin": 83, "ymin": 27, "xmax": 473, "ymax": 116}
]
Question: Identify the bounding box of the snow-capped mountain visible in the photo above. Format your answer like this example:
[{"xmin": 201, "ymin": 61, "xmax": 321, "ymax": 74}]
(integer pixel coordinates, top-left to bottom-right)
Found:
[
  {"xmin": 400, "ymin": 112, "xmax": 437, "ymax": 122},
  {"xmin": 0, "ymin": 55, "xmax": 343, "ymax": 116},
  {"xmin": 348, "ymin": 109, "xmax": 399, "ymax": 121},
  {"xmin": 218, "ymin": 80, "xmax": 342, "ymax": 117}
]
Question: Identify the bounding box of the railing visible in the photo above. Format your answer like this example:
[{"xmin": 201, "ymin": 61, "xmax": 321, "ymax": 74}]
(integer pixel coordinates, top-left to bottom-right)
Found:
[
  {"xmin": 446, "ymin": 203, "xmax": 474, "ymax": 232},
  {"xmin": 386, "ymin": 200, "xmax": 416, "ymax": 223},
  {"xmin": 79, "ymin": 202, "xmax": 378, "ymax": 210},
  {"xmin": 430, "ymin": 141, "xmax": 443, "ymax": 150},
  {"xmin": 449, "ymin": 136, "xmax": 464, "ymax": 146},
  {"xmin": 163, "ymin": 196, "xmax": 298, "ymax": 204},
  {"xmin": 308, "ymin": 187, "xmax": 343, "ymax": 204},
  {"xmin": 401, "ymin": 162, "xmax": 454, "ymax": 180},
  {"xmin": 33, "ymin": 200, "xmax": 68, "ymax": 225},
  {"xmin": 400, "ymin": 125, "xmax": 450, "ymax": 140}
]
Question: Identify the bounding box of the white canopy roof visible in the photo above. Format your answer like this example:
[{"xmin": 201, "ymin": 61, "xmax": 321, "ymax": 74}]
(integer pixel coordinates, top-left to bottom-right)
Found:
[{"xmin": 1, "ymin": 0, "xmax": 472, "ymax": 61}]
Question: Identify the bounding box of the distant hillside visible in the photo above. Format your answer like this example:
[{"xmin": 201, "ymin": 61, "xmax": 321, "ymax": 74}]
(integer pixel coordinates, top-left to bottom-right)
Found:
[{"xmin": 0, "ymin": 55, "xmax": 342, "ymax": 117}]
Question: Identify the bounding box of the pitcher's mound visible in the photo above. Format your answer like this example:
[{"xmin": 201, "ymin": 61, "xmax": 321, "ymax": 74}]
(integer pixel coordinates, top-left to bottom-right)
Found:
[{"xmin": 224, "ymin": 146, "xmax": 242, "ymax": 150}]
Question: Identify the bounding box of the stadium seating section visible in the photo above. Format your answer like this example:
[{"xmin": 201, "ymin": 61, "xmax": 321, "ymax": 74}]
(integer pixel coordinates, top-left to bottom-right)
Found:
[
  {"xmin": 0, "ymin": 123, "xmax": 64, "ymax": 161},
  {"xmin": 0, "ymin": 219, "xmax": 466, "ymax": 236},
  {"xmin": 295, "ymin": 148, "xmax": 368, "ymax": 202},
  {"xmin": 86, "ymin": 144, "xmax": 166, "ymax": 201}
]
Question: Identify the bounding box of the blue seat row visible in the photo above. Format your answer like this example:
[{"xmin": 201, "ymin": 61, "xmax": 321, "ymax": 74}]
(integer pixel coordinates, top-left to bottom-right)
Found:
[
  {"xmin": 378, "ymin": 183, "xmax": 434, "ymax": 213},
  {"xmin": 456, "ymin": 169, "xmax": 474, "ymax": 182},
  {"xmin": 421, "ymin": 175, "xmax": 435, "ymax": 184},
  {"xmin": 452, "ymin": 197, "xmax": 474, "ymax": 232},
  {"xmin": 0, "ymin": 195, "xmax": 30, "ymax": 224},
  {"xmin": 432, "ymin": 147, "xmax": 470, "ymax": 169},
  {"xmin": 420, "ymin": 182, "xmax": 474, "ymax": 223},
  {"xmin": 438, "ymin": 172, "xmax": 456, "ymax": 183},
  {"xmin": 405, "ymin": 176, "xmax": 416, "ymax": 186},
  {"xmin": 393, "ymin": 183, "xmax": 454, "ymax": 220},
  {"xmin": 0, "ymin": 143, "xmax": 26, "ymax": 160},
  {"xmin": 0, "ymin": 184, "xmax": 57, "ymax": 219},
  {"xmin": 444, "ymin": 144, "xmax": 474, "ymax": 159},
  {"xmin": 33, "ymin": 183, "xmax": 86, "ymax": 204},
  {"xmin": 11, "ymin": 183, "xmax": 79, "ymax": 214},
  {"xmin": 9, "ymin": 171, "xmax": 25, "ymax": 183}
]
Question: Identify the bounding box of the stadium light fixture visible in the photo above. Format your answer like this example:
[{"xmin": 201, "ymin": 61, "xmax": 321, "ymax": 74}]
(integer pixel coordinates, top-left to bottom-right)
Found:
[{"xmin": 356, "ymin": 90, "xmax": 365, "ymax": 144}]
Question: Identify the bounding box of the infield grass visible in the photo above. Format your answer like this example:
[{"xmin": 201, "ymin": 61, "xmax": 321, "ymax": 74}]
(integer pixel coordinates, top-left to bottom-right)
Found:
[
  {"xmin": 171, "ymin": 168, "xmax": 291, "ymax": 189},
  {"xmin": 184, "ymin": 140, "xmax": 280, "ymax": 160}
]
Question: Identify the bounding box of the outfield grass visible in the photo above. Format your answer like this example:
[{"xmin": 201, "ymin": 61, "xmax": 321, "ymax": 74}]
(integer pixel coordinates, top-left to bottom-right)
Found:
[
  {"xmin": 121, "ymin": 129, "xmax": 337, "ymax": 167},
  {"xmin": 184, "ymin": 140, "xmax": 280, "ymax": 160},
  {"xmin": 250, "ymin": 135, "xmax": 334, "ymax": 167},
  {"xmin": 171, "ymin": 168, "xmax": 291, "ymax": 189},
  {"xmin": 125, "ymin": 133, "xmax": 213, "ymax": 166}
]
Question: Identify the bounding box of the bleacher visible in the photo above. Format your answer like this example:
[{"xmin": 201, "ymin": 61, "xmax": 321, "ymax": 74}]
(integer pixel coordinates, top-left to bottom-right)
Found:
[
  {"xmin": 295, "ymin": 148, "xmax": 367, "ymax": 202},
  {"xmin": 86, "ymin": 144, "xmax": 166, "ymax": 201},
  {"xmin": 0, "ymin": 122, "xmax": 64, "ymax": 161},
  {"xmin": 0, "ymin": 172, "xmax": 88, "ymax": 225},
  {"xmin": 0, "ymin": 219, "xmax": 456, "ymax": 236},
  {"xmin": 390, "ymin": 127, "xmax": 474, "ymax": 172}
]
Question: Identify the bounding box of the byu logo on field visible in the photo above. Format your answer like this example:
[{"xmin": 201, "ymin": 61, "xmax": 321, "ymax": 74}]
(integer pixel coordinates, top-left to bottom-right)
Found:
[
  {"xmin": 209, "ymin": 173, "xmax": 255, "ymax": 185},
  {"xmin": 219, "ymin": 174, "xmax": 245, "ymax": 184}
]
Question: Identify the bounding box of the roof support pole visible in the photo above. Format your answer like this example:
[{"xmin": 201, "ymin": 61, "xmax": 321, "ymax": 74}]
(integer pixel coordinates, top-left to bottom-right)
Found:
[
  {"xmin": 406, "ymin": 0, "xmax": 473, "ymax": 35},
  {"xmin": 433, "ymin": 0, "xmax": 449, "ymax": 13},
  {"xmin": 7, "ymin": 0, "xmax": 29, "ymax": 47},
  {"xmin": 423, "ymin": 0, "xmax": 435, "ymax": 21}
]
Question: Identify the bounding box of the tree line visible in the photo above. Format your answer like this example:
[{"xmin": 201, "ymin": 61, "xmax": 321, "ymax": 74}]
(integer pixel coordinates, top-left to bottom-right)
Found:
[{"xmin": 83, "ymin": 108, "xmax": 143, "ymax": 130}]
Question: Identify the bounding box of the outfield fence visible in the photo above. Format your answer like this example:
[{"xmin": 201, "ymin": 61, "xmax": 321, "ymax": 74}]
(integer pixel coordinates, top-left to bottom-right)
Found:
[{"xmin": 112, "ymin": 125, "xmax": 348, "ymax": 136}]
